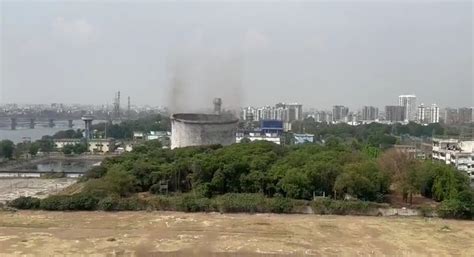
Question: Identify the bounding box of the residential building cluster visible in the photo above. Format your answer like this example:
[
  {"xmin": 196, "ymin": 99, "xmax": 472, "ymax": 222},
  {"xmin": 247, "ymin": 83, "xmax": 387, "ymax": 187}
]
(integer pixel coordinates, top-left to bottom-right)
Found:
[
  {"xmin": 241, "ymin": 102, "xmax": 303, "ymax": 131},
  {"xmin": 241, "ymin": 95, "xmax": 472, "ymax": 127},
  {"xmin": 242, "ymin": 103, "xmax": 303, "ymax": 122},
  {"xmin": 297, "ymin": 95, "xmax": 470, "ymax": 125},
  {"xmin": 443, "ymin": 107, "xmax": 474, "ymax": 125}
]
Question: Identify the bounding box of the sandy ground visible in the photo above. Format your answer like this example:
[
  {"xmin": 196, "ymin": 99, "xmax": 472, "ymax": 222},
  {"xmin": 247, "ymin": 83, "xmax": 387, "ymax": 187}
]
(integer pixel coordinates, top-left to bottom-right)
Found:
[
  {"xmin": 0, "ymin": 211, "xmax": 472, "ymax": 257},
  {"xmin": 0, "ymin": 178, "xmax": 77, "ymax": 203}
]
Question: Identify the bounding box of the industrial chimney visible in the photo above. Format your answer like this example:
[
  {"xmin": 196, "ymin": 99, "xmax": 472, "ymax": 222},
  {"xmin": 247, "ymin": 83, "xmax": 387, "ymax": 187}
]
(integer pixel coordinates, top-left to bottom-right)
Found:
[{"xmin": 213, "ymin": 98, "xmax": 222, "ymax": 115}]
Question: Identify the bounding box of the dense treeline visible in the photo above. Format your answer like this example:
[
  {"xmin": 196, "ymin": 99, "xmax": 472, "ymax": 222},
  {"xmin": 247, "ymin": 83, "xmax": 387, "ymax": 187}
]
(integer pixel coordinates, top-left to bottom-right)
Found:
[
  {"xmin": 10, "ymin": 140, "xmax": 473, "ymax": 219},
  {"xmin": 89, "ymin": 141, "xmax": 390, "ymax": 201},
  {"xmin": 52, "ymin": 129, "xmax": 83, "ymax": 139},
  {"xmin": 9, "ymin": 193, "xmax": 387, "ymax": 216},
  {"xmin": 0, "ymin": 139, "xmax": 41, "ymax": 160},
  {"xmin": 291, "ymin": 119, "xmax": 448, "ymax": 145}
]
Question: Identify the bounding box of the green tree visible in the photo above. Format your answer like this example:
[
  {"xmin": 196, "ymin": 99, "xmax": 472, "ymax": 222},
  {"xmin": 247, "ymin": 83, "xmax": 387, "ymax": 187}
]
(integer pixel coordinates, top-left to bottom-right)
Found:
[
  {"xmin": 84, "ymin": 165, "xmax": 137, "ymax": 197},
  {"xmin": 0, "ymin": 140, "xmax": 15, "ymax": 159},
  {"xmin": 334, "ymin": 161, "xmax": 388, "ymax": 201},
  {"xmin": 278, "ymin": 168, "xmax": 311, "ymax": 199},
  {"xmin": 73, "ymin": 143, "xmax": 88, "ymax": 154},
  {"xmin": 62, "ymin": 145, "xmax": 74, "ymax": 155},
  {"xmin": 38, "ymin": 137, "xmax": 54, "ymax": 153},
  {"xmin": 29, "ymin": 143, "xmax": 40, "ymax": 156}
]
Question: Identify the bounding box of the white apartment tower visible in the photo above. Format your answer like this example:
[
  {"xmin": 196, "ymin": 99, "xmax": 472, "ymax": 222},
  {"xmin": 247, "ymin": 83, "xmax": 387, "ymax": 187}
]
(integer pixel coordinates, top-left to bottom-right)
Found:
[
  {"xmin": 399, "ymin": 95, "xmax": 417, "ymax": 122},
  {"xmin": 417, "ymin": 103, "xmax": 439, "ymax": 124},
  {"xmin": 417, "ymin": 104, "xmax": 426, "ymax": 123},
  {"xmin": 430, "ymin": 104, "xmax": 440, "ymax": 123}
]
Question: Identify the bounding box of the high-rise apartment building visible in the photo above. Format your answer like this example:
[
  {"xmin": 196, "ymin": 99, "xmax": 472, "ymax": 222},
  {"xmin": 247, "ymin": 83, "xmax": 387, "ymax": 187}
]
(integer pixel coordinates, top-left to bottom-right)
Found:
[
  {"xmin": 362, "ymin": 106, "xmax": 379, "ymax": 121},
  {"xmin": 275, "ymin": 103, "xmax": 302, "ymax": 122},
  {"xmin": 417, "ymin": 104, "xmax": 426, "ymax": 123},
  {"xmin": 241, "ymin": 102, "xmax": 303, "ymax": 123},
  {"xmin": 385, "ymin": 106, "xmax": 405, "ymax": 122},
  {"xmin": 458, "ymin": 108, "xmax": 473, "ymax": 124},
  {"xmin": 417, "ymin": 103, "xmax": 438, "ymax": 124},
  {"xmin": 430, "ymin": 104, "xmax": 440, "ymax": 123},
  {"xmin": 443, "ymin": 108, "xmax": 458, "ymax": 125},
  {"xmin": 332, "ymin": 105, "xmax": 349, "ymax": 122},
  {"xmin": 399, "ymin": 95, "xmax": 417, "ymax": 122}
]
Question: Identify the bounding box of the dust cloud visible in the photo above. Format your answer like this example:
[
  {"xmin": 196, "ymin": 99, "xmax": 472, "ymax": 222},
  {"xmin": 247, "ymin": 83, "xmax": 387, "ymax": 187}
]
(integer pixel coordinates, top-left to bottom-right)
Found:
[{"xmin": 167, "ymin": 46, "xmax": 243, "ymax": 114}]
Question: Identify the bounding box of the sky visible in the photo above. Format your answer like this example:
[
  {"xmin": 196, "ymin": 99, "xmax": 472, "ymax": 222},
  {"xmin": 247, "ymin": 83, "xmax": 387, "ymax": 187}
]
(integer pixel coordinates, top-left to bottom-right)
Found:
[{"xmin": 0, "ymin": 1, "xmax": 472, "ymax": 111}]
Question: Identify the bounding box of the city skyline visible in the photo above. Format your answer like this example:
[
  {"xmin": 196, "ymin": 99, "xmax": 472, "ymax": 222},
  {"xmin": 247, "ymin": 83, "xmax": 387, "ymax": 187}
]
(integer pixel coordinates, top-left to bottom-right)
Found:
[{"xmin": 1, "ymin": 1, "xmax": 472, "ymax": 109}]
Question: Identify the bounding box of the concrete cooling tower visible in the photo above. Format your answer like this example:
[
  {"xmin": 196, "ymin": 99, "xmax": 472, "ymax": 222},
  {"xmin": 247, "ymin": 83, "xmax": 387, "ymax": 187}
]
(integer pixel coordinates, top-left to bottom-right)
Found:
[{"xmin": 170, "ymin": 98, "xmax": 239, "ymax": 149}]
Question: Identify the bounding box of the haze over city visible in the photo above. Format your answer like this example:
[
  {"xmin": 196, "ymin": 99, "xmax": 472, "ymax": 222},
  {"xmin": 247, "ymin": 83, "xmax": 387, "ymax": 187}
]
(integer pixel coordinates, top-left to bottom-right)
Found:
[{"xmin": 1, "ymin": 1, "xmax": 472, "ymax": 110}]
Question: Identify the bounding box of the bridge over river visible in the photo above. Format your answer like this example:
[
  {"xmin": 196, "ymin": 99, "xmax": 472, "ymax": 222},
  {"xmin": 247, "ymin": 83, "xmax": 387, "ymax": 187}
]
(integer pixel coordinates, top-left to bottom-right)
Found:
[{"xmin": 0, "ymin": 155, "xmax": 107, "ymax": 178}]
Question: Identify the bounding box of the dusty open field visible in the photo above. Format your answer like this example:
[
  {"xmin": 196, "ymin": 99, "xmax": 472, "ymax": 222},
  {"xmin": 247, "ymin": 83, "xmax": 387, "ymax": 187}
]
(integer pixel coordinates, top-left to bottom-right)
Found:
[
  {"xmin": 0, "ymin": 178, "xmax": 77, "ymax": 203},
  {"xmin": 0, "ymin": 211, "xmax": 473, "ymax": 257}
]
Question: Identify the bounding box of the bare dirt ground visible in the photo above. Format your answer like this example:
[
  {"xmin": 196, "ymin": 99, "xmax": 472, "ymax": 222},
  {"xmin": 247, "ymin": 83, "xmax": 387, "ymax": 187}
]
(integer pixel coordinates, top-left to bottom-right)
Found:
[
  {"xmin": 0, "ymin": 211, "xmax": 473, "ymax": 257},
  {"xmin": 0, "ymin": 178, "xmax": 77, "ymax": 203}
]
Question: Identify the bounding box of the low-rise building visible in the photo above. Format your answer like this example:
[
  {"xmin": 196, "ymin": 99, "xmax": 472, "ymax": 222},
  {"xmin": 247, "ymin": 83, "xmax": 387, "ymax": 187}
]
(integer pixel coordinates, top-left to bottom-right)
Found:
[
  {"xmin": 293, "ymin": 133, "xmax": 314, "ymax": 144},
  {"xmin": 132, "ymin": 131, "xmax": 170, "ymax": 147},
  {"xmin": 53, "ymin": 139, "xmax": 82, "ymax": 149},
  {"xmin": 236, "ymin": 131, "xmax": 281, "ymax": 144},
  {"xmin": 133, "ymin": 132, "xmax": 145, "ymax": 140},
  {"xmin": 88, "ymin": 139, "xmax": 115, "ymax": 154},
  {"xmin": 432, "ymin": 138, "xmax": 474, "ymax": 184},
  {"xmin": 393, "ymin": 144, "xmax": 426, "ymax": 159}
]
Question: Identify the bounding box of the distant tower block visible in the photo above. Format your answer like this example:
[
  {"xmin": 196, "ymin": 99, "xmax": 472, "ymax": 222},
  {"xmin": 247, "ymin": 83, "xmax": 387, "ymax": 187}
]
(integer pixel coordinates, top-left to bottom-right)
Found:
[
  {"xmin": 68, "ymin": 120, "xmax": 74, "ymax": 128},
  {"xmin": 213, "ymin": 98, "xmax": 222, "ymax": 115},
  {"xmin": 10, "ymin": 118, "xmax": 17, "ymax": 130},
  {"xmin": 29, "ymin": 118, "xmax": 35, "ymax": 129},
  {"xmin": 48, "ymin": 119, "xmax": 55, "ymax": 128},
  {"xmin": 81, "ymin": 115, "xmax": 94, "ymax": 140}
]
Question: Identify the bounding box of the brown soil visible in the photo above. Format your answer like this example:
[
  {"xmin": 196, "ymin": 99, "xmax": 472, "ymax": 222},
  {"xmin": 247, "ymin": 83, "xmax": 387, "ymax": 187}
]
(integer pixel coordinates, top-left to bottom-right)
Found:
[{"xmin": 0, "ymin": 211, "xmax": 473, "ymax": 257}]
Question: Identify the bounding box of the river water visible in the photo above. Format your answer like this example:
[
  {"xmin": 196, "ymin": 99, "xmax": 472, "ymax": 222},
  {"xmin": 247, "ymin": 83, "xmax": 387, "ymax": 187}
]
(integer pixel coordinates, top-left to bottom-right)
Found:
[
  {"xmin": 0, "ymin": 120, "xmax": 84, "ymax": 143},
  {"xmin": 26, "ymin": 159, "xmax": 99, "ymax": 173}
]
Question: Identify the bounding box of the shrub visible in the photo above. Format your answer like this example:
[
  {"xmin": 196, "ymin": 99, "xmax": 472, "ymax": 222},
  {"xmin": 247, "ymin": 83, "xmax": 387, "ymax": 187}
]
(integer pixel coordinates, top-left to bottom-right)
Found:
[
  {"xmin": 39, "ymin": 195, "xmax": 71, "ymax": 210},
  {"xmin": 214, "ymin": 193, "xmax": 266, "ymax": 213},
  {"xmin": 116, "ymin": 197, "xmax": 148, "ymax": 211},
  {"xmin": 311, "ymin": 198, "xmax": 382, "ymax": 215},
  {"xmin": 437, "ymin": 199, "xmax": 472, "ymax": 219},
  {"xmin": 311, "ymin": 198, "xmax": 332, "ymax": 214},
  {"xmin": 418, "ymin": 204, "xmax": 436, "ymax": 217},
  {"xmin": 149, "ymin": 184, "xmax": 162, "ymax": 195},
  {"xmin": 145, "ymin": 196, "xmax": 175, "ymax": 211},
  {"xmin": 81, "ymin": 166, "xmax": 108, "ymax": 181},
  {"xmin": 97, "ymin": 196, "xmax": 120, "ymax": 211},
  {"xmin": 39, "ymin": 193, "xmax": 100, "ymax": 211},
  {"xmin": 9, "ymin": 196, "xmax": 41, "ymax": 209},
  {"xmin": 266, "ymin": 196, "xmax": 294, "ymax": 213},
  {"xmin": 176, "ymin": 195, "xmax": 212, "ymax": 212},
  {"xmin": 68, "ymin": 193, "xmax": 100, "ymax": 210},
  {"xmin": 97, "ymin": 196, "xmax": 154, "ymax": 211}
]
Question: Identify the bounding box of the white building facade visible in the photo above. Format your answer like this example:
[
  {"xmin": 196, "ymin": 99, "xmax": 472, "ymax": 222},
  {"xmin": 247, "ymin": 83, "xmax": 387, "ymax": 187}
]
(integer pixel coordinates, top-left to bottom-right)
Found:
[
  {"xmin": 417, "ymin": 103, "xmax": 439, "ymax": 124},
  {"xmin": 399, "ymin": 95, "xmax": 417, "ymax": 122},
  {"xmin": 432, "ymin": 138, "xmax": 474, "ymax": 184}
]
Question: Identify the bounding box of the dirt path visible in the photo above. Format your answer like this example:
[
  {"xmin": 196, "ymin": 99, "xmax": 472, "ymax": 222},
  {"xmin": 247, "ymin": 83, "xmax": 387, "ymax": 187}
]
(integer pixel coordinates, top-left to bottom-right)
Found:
[{"xmin": 0, "ymin": 211, "xmax": 473, "ymax": 256}]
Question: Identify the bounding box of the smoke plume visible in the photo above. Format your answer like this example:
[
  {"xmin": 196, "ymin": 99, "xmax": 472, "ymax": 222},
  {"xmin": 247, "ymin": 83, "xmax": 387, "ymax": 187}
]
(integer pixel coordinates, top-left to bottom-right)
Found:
[{"xmin": 167, "ymin": 43, "xmax": 243, "ymax": 114}]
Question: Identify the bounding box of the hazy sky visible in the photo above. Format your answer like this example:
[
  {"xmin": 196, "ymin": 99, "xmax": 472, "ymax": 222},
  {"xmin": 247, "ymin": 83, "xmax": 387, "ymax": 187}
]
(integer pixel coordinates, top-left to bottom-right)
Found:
[{"xmin": 1, "ymin": 1, "xmax": 472, "ymax": 110}]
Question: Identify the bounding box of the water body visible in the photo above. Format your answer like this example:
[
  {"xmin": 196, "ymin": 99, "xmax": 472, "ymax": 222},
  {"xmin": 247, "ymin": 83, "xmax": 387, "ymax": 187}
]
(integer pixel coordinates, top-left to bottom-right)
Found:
[
  {"xmin": 36, "ymin": 160, "xmax": 98, "ymax": 173},
  {"xmin": 0, "ymin": 120, "xmax": 103, "ymax": 143},
  {"xmin": 16, "ymin": 159, "xmax": 99, "ymax": 173}
]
